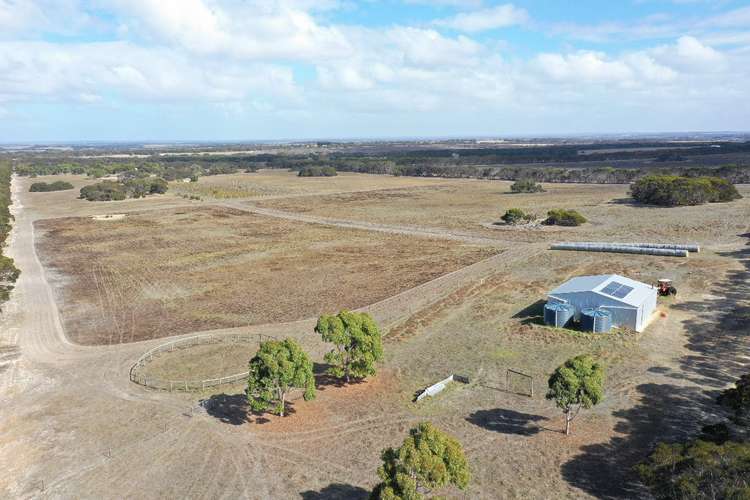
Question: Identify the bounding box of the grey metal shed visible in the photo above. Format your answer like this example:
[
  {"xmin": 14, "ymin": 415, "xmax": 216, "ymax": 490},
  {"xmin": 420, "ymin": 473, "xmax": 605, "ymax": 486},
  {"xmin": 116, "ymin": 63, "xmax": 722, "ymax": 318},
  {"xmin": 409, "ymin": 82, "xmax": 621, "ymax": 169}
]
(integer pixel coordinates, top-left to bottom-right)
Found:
[{"xmin": 546, "ymin": 274, "xmax": 657, "ymax": 332}]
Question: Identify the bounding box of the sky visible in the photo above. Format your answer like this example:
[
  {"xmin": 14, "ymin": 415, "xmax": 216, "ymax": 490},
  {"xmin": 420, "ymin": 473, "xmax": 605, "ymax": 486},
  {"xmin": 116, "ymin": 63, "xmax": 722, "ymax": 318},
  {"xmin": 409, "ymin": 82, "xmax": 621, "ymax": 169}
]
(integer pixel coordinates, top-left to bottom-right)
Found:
[{"xmin": 1, "ymin": 0, "xmax": 749, "ymax": 142}]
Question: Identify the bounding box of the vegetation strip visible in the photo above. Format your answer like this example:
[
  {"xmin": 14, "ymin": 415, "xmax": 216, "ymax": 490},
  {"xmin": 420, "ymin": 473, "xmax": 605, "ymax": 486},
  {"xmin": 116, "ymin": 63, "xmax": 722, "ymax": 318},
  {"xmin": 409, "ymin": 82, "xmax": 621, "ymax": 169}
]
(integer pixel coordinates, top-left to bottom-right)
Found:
[{"xmin": 0, "ymin": 163, "xmax": 20, "ymax": 307}]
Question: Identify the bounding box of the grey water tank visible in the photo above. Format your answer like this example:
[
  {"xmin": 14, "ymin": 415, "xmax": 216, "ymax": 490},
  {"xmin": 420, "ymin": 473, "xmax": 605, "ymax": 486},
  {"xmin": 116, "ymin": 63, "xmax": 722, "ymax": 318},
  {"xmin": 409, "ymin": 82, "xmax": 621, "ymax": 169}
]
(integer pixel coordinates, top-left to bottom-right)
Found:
[
  {"xmin": 544, "ymin": 302, "xmax": 574, "ymax": 328},
  {"xmin": 581, "ymin": 308, "xmax": 612, "ymax": 333}
]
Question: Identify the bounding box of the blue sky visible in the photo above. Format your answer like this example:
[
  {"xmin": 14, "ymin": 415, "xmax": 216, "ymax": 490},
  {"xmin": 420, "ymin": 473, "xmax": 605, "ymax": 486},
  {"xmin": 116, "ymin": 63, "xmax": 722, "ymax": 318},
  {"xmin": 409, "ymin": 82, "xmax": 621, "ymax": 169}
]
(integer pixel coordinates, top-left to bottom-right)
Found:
[{"xmin": 1, "ymin": 0, "xmax": 749, "ymax": 142}]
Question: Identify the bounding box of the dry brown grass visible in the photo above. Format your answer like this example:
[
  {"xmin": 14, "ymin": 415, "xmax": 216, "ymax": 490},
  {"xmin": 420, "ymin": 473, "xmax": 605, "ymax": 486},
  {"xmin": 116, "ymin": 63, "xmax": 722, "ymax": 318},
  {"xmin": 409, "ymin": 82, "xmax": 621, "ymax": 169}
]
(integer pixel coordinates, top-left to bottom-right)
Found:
[
  {"xmin": 35, "ymin": 205, "xmax": 497, "ymax": 345},
  {"xmin": 170, "ymin": 169, "xmax": 455, "ymax": 199},
  {"xmin": 255, "ymin": 180, "xmax": 750, "ymax": 245}
]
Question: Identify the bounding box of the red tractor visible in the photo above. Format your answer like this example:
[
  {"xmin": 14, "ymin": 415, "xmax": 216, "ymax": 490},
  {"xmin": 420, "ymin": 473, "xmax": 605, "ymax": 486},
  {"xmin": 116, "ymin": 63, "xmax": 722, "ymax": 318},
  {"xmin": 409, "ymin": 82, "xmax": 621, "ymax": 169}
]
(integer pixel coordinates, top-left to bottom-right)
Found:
[{"xmin": 657, "ymin": 279, "xmax": 677, "ymax": 297}]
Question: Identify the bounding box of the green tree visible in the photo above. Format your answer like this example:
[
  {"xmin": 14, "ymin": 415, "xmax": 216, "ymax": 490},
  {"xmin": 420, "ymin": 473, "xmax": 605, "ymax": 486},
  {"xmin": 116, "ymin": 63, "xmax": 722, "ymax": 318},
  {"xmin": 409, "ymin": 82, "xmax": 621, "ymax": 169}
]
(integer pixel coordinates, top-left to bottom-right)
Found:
[
  {"xmin": 718, "ymin": 373, "xmax": 750, "ymax": 427},
  {"xmin": 636, "ymin": 440, "xmax": 750, "ymax": 499},
  {"xmin": 315, "ymin": 310, "xmax": 383, "ymax": 383},
  {"xmin": 546, "ymin": 355, "xmax": 605, "ymax": 435},
  {"xmin": 246, "ymin": 338, "xmax": 316, "ymax": 417},
  {"xmin": 372, "ymin": 422, "xmax": 470, "ymax": 499}
]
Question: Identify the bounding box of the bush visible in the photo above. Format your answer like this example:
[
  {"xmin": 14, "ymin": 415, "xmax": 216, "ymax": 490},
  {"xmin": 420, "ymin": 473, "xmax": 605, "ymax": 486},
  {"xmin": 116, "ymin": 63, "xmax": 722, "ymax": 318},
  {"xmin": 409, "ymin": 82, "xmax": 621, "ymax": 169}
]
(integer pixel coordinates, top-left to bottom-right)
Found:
[
  {"xmin": 636, "ymin": 440, "xmax": 750, "ymax": 499},
  {"xmin": 298, "ymin": 166, "xmax": 337, "ymax": 177},
  {"xmin": 29, "ymin": 181, "xmax": 74, "ymax": 192},
  {"xmin": 501, "ymin": 208, "xmax": 534, "ymax": 225},
  {"xmin": 510, "ymin": 179, "xmax": 545, "ymax": 193},
  {"xmin": 80, "ymin": 181, "xmax": 127, "ymax": 201},
  {"xmin": 544, "ymin": 209, "xmax": 587, "ymax": 226},
  {"xmin": 631, "ymin": 175, "xmax": 741, "ymax": 206},
  {"xmin": 80, "ymin": 177, "xmax": 168, "ymax": 201}
]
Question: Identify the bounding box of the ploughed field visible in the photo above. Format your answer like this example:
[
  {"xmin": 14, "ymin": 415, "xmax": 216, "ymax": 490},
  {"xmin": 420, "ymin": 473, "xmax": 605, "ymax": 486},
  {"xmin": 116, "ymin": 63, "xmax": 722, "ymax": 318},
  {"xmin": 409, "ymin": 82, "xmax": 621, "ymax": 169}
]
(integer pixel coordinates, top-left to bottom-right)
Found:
[{"xmin": 34, "ymin": 206, "xmax": 498, "ymax": 345}]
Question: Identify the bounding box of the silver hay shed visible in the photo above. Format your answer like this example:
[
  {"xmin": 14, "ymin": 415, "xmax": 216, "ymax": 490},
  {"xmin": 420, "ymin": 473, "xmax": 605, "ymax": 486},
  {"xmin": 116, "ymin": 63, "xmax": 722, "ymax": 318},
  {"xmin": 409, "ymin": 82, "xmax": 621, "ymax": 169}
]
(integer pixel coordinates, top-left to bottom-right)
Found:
[{"xmin": 547, "ymin": 274, "xmax": 657, "ymax": 332}]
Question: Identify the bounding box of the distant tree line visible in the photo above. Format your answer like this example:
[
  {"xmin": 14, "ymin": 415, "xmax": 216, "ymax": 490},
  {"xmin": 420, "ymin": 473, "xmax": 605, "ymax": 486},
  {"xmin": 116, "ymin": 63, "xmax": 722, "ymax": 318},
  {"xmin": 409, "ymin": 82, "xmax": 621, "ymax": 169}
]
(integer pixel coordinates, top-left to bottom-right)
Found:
[
  {"xmin": 631, "ymin": 175, "xmax": 742, "ymax": 206},
  {"xmin": 0, "ymin": 163, "xmax": 20, "ymax": 307},
  {"xmin": 29, "ymin": 180, "xmax": 74, "ymax": 192},
  {"xmin": 11, "ymin": 140, "xmax": 750, "ymax": 185},
  {"xmin": 79, "ymin": 177, "xmax": 168, "ymax": 201},
  {"xmin": 297, "ymin": 166, "xmax": 337, "ymax": 177}
]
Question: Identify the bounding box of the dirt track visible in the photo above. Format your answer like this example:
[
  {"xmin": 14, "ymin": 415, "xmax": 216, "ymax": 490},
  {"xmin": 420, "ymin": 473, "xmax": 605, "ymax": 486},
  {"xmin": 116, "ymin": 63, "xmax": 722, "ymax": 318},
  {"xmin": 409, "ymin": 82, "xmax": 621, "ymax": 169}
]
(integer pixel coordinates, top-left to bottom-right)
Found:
[
  {"xmin": 1, "ymin": 174, "xmax": 748, "ymax": 499},
  {"xmin": 0, "ymin": 176, "xmax": 535, "ymax": 498}
]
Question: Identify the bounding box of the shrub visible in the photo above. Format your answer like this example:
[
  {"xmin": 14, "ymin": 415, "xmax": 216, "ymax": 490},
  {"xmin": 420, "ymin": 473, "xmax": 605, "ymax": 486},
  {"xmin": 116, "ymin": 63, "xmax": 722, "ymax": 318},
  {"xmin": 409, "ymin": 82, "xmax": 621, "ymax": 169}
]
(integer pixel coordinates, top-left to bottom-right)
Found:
[
  {"xmin": 636, "ymin": 440, "xmax": 750, "ymax": 499},
  {"xmin": 510, "ymin": 179, "xmax": 545, "ymax": 193},
  {"xmin": 630, "ymin": 175, "xmax": 741, "ymax": 206},
  {"xmin": 501, "ymin": 208, "xmax": 534, "ymax": 225},
  {"xmin": 80, "ymin": 181, "xmax": 127, "ymax": 201},
  {"xmin": 79, "ymin": 177, "xmax": 168, "ymax": 201},
  {"xmin": 298, "ymin": 166, "xmax": 337, "ymax": 177},
  {"xmin": 544, "ymin": 209, "xmax": 587, "ymax": 226},
  {"xmin": 29, "ymin": 181, "xmax": 74, "ymax": 192}
]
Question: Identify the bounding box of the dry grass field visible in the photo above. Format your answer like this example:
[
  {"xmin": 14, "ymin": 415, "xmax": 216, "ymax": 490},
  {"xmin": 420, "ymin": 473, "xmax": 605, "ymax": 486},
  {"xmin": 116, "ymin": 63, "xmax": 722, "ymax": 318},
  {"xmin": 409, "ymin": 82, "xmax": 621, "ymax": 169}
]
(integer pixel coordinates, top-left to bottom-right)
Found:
[
  {"xmin": 5, "ymin": 172, "xmax": 749, "ymax": 499},
  {"xmin": 255, "ymin": 180, "xmax": 750, "ymax": 245},
  {"xmin": 170, "ymin": 169, "xmax": 455, "ymax": 199},
  {"xmin": 34, "ymin": 205, "xmax": 498, "ymax": 345}
]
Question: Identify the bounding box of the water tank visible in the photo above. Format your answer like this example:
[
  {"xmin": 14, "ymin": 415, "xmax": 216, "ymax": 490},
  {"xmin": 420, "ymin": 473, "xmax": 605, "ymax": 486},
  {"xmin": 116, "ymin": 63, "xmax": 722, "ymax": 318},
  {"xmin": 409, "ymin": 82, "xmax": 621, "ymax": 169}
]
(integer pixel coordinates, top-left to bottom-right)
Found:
[
  {"xmin": 544, "ymin": 302, "xmax": 574, "ymax": 328},
  {"xmin": 581, "ymin": 308, "xmax": 612, "ymax": 333}
]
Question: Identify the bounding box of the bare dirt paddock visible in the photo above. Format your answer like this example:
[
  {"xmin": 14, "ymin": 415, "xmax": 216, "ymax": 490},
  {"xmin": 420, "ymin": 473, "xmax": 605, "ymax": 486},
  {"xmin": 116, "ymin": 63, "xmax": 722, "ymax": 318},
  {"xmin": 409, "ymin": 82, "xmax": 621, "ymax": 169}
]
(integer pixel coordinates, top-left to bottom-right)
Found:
[{"xmin": 34, "ymin": 205, "xmax": 498, "ymax": 345}]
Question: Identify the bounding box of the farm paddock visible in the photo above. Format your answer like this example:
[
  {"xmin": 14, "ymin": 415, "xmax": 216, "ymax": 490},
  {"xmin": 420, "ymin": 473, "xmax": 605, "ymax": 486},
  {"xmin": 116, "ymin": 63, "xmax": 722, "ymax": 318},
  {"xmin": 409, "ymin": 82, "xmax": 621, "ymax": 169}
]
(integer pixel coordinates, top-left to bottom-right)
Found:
[
  {"xmin": 2, "ymin": 172, "xmax": 749, "ymax": 499},
  {"xmin": 34, "ymin": 205, "xmax": 498, "ymax": 345}
]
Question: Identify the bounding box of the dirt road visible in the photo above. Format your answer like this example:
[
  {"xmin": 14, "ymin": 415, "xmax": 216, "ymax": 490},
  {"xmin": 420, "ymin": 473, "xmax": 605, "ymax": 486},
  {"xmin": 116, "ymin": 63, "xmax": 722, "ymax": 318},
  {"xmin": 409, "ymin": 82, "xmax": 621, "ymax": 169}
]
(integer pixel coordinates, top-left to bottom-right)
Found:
[{"xmin": 1, "ymin": 174, "xmax": 747, "ymax": 499}]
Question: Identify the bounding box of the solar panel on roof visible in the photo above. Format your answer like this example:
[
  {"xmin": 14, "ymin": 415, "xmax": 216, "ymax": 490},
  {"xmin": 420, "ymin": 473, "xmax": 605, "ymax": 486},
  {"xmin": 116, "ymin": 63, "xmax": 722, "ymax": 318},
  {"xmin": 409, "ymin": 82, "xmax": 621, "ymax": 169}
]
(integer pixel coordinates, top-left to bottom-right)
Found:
[
  {"xmin": 600, "ymin": 282, "xmax": 621, "ymax": 296},
  {"xmin": 611, "ymin": 285, "xmax": 633, "ymax": 298}
]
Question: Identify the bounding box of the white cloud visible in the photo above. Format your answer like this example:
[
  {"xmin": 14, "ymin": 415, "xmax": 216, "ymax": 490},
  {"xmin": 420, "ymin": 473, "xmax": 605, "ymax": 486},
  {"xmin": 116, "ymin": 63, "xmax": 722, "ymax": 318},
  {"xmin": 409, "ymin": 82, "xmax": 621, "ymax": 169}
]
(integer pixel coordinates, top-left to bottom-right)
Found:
[
  {"xmin": 111, "ymin": 0, "xmax": 352, "ymax": 61},
  {"xmin": 0, "ymin": 41, "xmax": 300, "ymax": 103},
  {"xmin": 435, "ymin": 4, "xmax": 528, "ymax": 32},
  {"xmin": 534, "ymin": 51, "xmax": 634, "ymax": 83},
  {"xmin": 0, "ymin": 0, "xmax": 749, "ymax": 137}
]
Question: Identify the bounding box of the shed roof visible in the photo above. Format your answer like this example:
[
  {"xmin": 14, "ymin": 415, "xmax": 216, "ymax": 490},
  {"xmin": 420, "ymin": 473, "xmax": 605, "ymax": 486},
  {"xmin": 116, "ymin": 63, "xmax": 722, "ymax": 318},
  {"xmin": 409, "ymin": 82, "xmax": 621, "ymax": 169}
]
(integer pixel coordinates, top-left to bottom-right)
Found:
[{"xmin": 549, "ymin": 274, "xmax": 655, "ymax": 308}]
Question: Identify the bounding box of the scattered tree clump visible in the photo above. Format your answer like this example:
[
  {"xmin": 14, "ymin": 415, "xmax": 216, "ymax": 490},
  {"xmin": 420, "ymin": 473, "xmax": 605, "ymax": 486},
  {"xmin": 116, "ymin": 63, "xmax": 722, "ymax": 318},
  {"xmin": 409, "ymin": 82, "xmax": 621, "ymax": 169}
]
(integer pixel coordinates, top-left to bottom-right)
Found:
[
  {"xmin": 500, "ymin": 208, "xmax": 535, "ymax": 225},
  {"xmin": 543, "ymin": 209, "xmax": 587, "ymax": 226},
  {"xmin": 29, "ymin": 181, "xmax": 74, "ymax": 192},
  {"xmin": 315, "ymin": 310, "xmax": 383, "ymax": 383},
  {"xmin": 246, "ymin": 338, "xmax": 316, "ymax": 417},
  {"xmin": 636, "ymin": 440, "xmax": 750, "ymax": 499},
  {"xmin": 79, "ymin": 177, "xmax": 168, "ymax": 201},
  {"xmin": 546, "ymin": 354, "xmax": 604, "ymax": 435},
  {"xmin": 372, "ymin": 422, "xmax": 470, "ymax": 499},
  {"xmin": 298, "ymin": 166, "xmax": 337, "ymax": 177},
  {"xmin": 630, "ymin": 175, "xmax": 742, "ymax": 206},
  {"xmin": 510, "ymin": 178, "xmax": 545, "ymax": 193}
]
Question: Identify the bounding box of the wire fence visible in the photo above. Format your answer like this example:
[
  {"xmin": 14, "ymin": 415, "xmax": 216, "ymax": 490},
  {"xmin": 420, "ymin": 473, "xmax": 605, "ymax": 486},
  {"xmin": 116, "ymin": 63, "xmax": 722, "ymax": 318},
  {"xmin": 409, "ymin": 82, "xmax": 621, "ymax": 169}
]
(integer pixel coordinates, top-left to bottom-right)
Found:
[{"xmin": 129, "ymin": 332, "xmax": 276, "ymax": 392}]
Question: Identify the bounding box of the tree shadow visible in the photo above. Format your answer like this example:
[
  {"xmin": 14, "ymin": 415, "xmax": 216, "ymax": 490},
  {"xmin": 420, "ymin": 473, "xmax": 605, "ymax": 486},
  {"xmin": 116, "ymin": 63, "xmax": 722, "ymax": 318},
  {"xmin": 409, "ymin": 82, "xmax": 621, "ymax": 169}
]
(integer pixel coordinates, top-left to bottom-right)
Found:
[
  {"xmin": 562, "ymin": 382, "xmax": 722, "ymax": 499},
  {"xmin": 300, "ymin": 483, "xmax": 369, "ymax": 500},
  {"xmin": 202, "ymin": 393, "xmax": 248, "ymax": 425},
  {"xmin": 202, "ymin": 392, "xmax": 297, "ymax": 425},
  {"xmin": 561, "ymin": 233, "xmax": 750, "ymax": 498},
  {"xmin": 313, "ymin": 362, "xmax": 368, "ymax": 390},
  {"xmin": 466, "ymin": 408, "xmax": 549, "ymax": 436}
]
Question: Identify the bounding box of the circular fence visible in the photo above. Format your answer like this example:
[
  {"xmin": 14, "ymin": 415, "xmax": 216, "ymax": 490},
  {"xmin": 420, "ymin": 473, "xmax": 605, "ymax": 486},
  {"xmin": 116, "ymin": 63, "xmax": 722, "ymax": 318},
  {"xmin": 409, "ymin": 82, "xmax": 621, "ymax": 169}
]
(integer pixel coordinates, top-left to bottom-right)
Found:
[{"xmin": 129, "ymin": 332, "xmax": 276, "ymax": 392}]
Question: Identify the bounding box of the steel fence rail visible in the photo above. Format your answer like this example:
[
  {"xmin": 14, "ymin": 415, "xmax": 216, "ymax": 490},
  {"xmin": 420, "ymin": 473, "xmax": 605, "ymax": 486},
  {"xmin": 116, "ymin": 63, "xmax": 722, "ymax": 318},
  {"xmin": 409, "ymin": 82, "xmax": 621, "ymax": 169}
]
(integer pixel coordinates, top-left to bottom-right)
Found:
[{"xmin": 129, "ymin": 332, "xmax": 277, "ymax": 392}]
